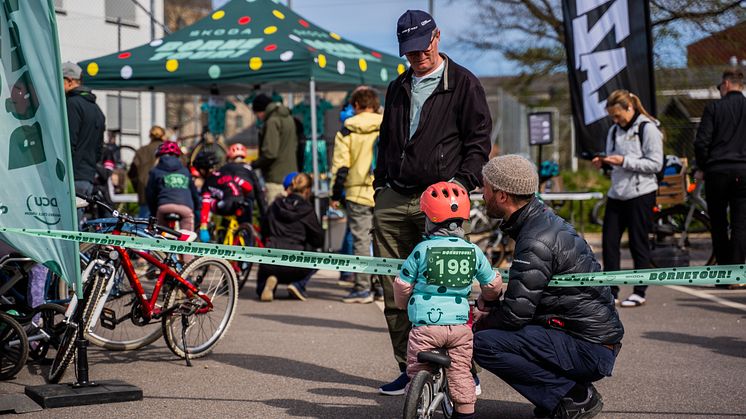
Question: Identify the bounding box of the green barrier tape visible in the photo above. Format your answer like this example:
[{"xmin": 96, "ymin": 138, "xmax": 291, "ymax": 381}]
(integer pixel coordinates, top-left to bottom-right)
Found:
[{"xmin": 1, "ymin": 227, "xmax": 743, "ymax": 287}]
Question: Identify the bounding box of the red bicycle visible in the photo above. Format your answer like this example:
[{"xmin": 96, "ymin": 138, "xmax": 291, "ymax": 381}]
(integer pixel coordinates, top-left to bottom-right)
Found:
[{"xmin": 49, "ymin": 195, "xmax": 238, "ymax": 383}]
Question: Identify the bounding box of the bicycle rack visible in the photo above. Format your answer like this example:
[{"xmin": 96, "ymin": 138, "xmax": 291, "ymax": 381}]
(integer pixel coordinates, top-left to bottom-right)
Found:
[{"xmin": 24, "ymin": 265, "xmax": 143, "ymax": 409}]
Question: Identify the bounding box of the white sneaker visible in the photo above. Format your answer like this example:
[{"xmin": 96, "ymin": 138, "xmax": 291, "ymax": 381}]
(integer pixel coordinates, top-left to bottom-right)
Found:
[
  {"xmin": 260, "ymin": 276, "xmax": 277, "ymax": 302},
  {"xmin": 620, "ymin": 293, "xmax": 645, "ymax": 308}
]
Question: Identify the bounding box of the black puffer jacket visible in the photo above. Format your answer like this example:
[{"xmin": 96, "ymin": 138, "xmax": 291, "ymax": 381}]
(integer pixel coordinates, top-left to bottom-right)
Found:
[
  {"xmin": 485, "ymin": 198, "xmax": 624, "ymax": 344},
  {"xmin": 265, "ymin": 193, "xmax": 323, "ymax": 251}
]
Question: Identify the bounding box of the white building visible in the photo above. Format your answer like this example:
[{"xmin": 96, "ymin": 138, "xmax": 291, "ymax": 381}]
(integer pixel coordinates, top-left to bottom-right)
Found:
[{"xmin": 54, "ymin": 0, "xmax": 166, "ymax": 156}]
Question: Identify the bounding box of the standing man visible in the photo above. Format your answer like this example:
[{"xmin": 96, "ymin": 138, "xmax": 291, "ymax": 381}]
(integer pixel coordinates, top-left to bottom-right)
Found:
[
  {"xmin": 252, "ymin": 93, "xmax": 298, "ymax": 203},
  {"xmin": 63, "ymin": 61, "xmax": 105, "ymax": 222},
  {"xmin": 473, "ymin": 155, "xmax": 624, "ymax": 419},
  {"xmin": 128, "ymin": 125, "xmax": 166, "ymax": 218},
  {"xmin": 373, "ymin": 10, "xmax": 492, "ymax": 395},
  {"xmin": 330, "ymin": 86, "xmax": 383, "ymax": 304},
  {"xmin": 695, "ymin": 68, "xmax": 746, "ymax": 288}
]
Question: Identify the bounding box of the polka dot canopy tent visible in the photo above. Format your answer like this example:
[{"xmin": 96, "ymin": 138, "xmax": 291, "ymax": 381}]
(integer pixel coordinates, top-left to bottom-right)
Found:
[{"xmin": 77, "ymin": 0, "xmax": 407, "ymax": 93}]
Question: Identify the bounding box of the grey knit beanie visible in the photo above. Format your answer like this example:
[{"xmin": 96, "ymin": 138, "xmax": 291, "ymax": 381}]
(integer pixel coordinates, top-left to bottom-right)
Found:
[{"xmin": 481, "ymin": 155, "xmax": 538, "ymax": 195}]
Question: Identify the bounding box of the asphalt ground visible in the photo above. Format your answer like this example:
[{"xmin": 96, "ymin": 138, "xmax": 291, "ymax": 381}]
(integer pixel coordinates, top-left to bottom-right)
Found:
[{"xmin": 1, "ymin": 234, "xmax": 745, "ymax": 418}]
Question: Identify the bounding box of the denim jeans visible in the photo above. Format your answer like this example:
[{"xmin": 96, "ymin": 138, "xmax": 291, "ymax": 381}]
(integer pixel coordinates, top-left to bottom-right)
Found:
[{"xmin": 474, "ymin": 325, "xmax": 617, "ymax": 412}]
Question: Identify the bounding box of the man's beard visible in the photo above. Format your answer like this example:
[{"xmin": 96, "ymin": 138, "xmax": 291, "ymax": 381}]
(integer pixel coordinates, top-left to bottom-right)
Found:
[{"xmin": 485, "ymin": 199, "xmax": 507, "ymax": 222}]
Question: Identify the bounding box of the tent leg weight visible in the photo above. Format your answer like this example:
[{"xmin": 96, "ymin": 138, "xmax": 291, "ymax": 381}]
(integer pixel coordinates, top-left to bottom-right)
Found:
[{"xmin": 24, "ymin": 380, "xmax": 142, "ymax": 409}]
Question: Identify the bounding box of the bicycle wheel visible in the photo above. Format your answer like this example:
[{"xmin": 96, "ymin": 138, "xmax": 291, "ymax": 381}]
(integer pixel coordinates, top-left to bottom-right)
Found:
[
  {"xmin": 403, "ymin": 370, "xmax": 434, "ymax": 419},
  {"xmin": 162, "ymin": 257, "xmax": 237, "ymax": 359},
  {"xmin": 474, "ymin": 234, "xmax": 507, "ymax": 269},
  {"xmin": 440, "ymin": 375, "xmax": 454, "ymax": 419},
  {"xmin": 47, "ymin": 269, "xmax": 108, "ymax": 384},
  {"xmin": 85, "ymin": 252, "xmax": 168, "ymax": 350},
  {"xmin": 0, "ymin": 312, "xmax": 28, "ymax": 380},
  {"xmin": 655, "ymin": 205, "xmax": 715, "ymax": 265},
  {"xmin": 27, "ymin": 303, "xmax": 66, "ymax": 361},
  {"xmin": 590, "ymin": 198, "xmax": 606, "ymax": 226},
  {"xmin": 234, "ymin": 224, "xmax": 256, "ymax": 291}
]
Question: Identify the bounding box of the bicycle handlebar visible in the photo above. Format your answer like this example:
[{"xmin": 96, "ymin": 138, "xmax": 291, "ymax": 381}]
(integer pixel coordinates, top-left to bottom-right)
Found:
[{"xmin": 76, "ymin": 193, "xmax": 190, "ymax": 241}]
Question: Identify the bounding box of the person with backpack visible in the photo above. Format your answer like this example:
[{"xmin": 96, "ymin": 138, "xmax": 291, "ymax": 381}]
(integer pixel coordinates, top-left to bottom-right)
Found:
[
  {"xmin": 330, "ymin": 86, "xmax": 383, "ymax": 304},
  {"xmin": 592, "ymin": 89, "xmax": 663, "ymax": 307},
  {"xmin": 145, "ymin": 141, "xmax": 201, "ymax": 260}
]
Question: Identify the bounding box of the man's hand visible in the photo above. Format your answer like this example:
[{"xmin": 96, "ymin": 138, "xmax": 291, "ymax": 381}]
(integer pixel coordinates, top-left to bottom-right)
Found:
[
  {"xmin": 603, "ymin": 155, "xmax": 624, "ymax": 166},
  {"xmin": 591, "ymin": 157, "xmax": 603, "ymax": 169},
  {"xmin": 374, "ymin": 187, "xmax": 385, "ymax": 200},
  {"xmin": 330, "ymin": 200, "xmax": 341, "ymax": 210}
]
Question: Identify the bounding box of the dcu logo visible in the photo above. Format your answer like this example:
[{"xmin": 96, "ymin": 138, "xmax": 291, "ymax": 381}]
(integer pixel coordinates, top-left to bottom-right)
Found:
[{"xmin": 25, "ymin": 195, "xmax": 61, "ymax": 225}]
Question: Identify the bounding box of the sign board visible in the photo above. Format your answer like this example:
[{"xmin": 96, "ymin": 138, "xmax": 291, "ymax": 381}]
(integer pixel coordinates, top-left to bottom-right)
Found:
[{"xmin": 528, "ymin": 112, "xmax": 553, "ymax": 145}]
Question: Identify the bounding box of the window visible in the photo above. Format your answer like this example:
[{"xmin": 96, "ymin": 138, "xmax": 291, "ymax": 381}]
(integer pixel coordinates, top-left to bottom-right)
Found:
[
  {"xmin": 106, "ymin": 95, "xmax": 140, "ymax": 135},
  {"xmin": 105, "ymin": 0, "xmax": 137, "ymax": 26}
]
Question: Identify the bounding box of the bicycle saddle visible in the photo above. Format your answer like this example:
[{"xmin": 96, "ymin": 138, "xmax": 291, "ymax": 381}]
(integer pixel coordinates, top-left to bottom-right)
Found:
[
  {"xmin": 165, "ymin": 213, "xmax": 182, "ymax": 222},
  {"xmin": 417, "ymin": 350, "xmax": 452, "ymax": 368}
]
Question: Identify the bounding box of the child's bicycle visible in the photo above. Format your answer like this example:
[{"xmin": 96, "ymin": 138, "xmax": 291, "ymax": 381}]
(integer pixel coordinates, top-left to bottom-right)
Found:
[
  {"xmin": 47, "ymin": 194, "xmax": 239, "ymax": 383},
  {"xmin": 0, "ymin": 256, "xmax": 68, "ymax": 377},
  {"xmin": 0, "ymin": 310, "xmax": 28, "ymax": 380},
  {"xmin": 211, "ymin": 211, "xmax": 263, "ymax": 291},
  {"xmin": 403, "ymin": 349, "xmax": 455, "ymax": 419}
]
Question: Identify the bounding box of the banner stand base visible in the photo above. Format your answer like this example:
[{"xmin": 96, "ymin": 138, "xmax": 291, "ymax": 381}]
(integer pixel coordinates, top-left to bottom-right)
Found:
[{"xmin": 24, "ymin": 380, "xmax": 142, "ymax": 409}]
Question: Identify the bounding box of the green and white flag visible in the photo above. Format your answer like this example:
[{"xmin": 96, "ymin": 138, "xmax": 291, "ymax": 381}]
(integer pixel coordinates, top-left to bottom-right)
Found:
[{"xmin": 0, "ymin": 0, "xmax": 81, "ymax": 294}]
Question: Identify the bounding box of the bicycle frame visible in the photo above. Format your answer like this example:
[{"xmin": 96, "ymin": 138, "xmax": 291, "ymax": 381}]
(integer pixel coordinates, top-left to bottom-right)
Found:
[
  {"xmin": 109, "ymin": 231, "xmax": 214, "ymax": 319},
  {"xmin": 675, "ymin": 182, "xmax": 708, "ymax": 248}
]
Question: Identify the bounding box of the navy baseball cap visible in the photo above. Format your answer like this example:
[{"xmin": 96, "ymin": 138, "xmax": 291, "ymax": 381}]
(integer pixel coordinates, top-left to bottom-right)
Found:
[{"xmin": 397, "ymin": 10, "xmax": 436, "ymax": 56}]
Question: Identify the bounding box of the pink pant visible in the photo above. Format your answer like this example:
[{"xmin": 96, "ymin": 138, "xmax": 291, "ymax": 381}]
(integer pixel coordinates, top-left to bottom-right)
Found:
[
  {"xmin": 407, "ymin": 324, "xmax": 475, "ymax": 407},
  {"xmin": 157, "ymin": 203, "xmax": 194, "ymax": 262}
]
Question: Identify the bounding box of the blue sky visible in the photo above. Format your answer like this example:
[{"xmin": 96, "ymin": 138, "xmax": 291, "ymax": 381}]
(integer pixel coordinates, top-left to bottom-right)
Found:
[
  {"xmin": 284, "ymin": 0, "xmax": 513, "ymax": 76},
  {"xmin": 282, "ymin": 0, "xmax": 716, "ymax": 75}
]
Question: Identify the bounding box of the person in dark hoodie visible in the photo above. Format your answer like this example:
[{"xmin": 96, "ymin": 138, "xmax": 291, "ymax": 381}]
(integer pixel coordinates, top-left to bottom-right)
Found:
[
  {"xmin": 257, "ymin": 173, "xmax": 323, "ymax": 302},
  {"xmin": 145, "ymin": 142, "xmax": 200, "ymax": 262},
  {"xmin": 63, "ymin": 61, "xmax": 106, "ymax": 223}
]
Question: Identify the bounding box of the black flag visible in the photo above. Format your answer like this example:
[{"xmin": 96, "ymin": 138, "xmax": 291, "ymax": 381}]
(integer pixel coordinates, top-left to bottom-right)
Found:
[{"xmin": 562, "ymin": 0, "xmax": 656, "ymax": 158}]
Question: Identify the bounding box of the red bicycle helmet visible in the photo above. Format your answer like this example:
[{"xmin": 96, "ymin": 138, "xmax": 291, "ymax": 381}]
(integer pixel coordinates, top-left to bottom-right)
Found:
[
  {"xmin": 227, "ymin": 143, "xmax": 247, "ymax": 160},
  {"xmin": 420, "ymin": 181, "xmax": 470, "ymax": 223},
  {"xmin": 156, "ymin": 141, "xmax": 182, "ymax": 157}
]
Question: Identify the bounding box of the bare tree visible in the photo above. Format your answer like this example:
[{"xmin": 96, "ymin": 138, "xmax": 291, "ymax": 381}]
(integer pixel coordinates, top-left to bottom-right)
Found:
[{"xmin": 459, "ymin": 0, "xmax": 745, "ymax": 75}]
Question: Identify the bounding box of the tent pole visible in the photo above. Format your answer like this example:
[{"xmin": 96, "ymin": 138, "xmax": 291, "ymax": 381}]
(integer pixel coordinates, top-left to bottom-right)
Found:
[{"xmin": 309, "ymin": 78, "xmax": 320, "ymax": 218}]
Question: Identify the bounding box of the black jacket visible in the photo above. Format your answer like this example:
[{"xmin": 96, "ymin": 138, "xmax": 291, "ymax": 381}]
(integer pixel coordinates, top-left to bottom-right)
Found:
[
  {"xmin": 218, "ymin": 162, "xmax": 268, "ymax": 219},
  {"xmin": 481, "ymin": 198, "xmax": 624, "ymax": 345},
  {"xmin": 265, "ymin": 193, "xmax": 324, "ymax": 251},
  {"xmin": 145, "ymin": 155, "xmax": 200, "ymax": 215},
  {"xmin": 66, "ymin": 86, "xmax": 105, "ymax": 182},
  {"xmin": 373, "ymin": 54, "xmax": 491, "ymax": 193},
  {"xmin": 695, "ymin": 91, "xmax": 746, "ymax": 172}
]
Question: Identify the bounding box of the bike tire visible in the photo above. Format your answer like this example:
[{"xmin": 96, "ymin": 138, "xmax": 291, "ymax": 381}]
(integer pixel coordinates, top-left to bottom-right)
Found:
[
  {"xmin": 162, "ymin": 257, "xmax": 238, "ymax": 359},
  {"xmin": 234, "ymin": 224, "xmax": 256, "ymax": 291},
  {"xmin": 590, "ymin": 198, "xmax": 606, "ymax": 227},
  {"xmin": 475, "ymin": 235, "xmax": 508, "ymax": 269},
  {"xmin": 83, "ymin": 244, "xmax": 167, "ymax": 351},
  {"xmin": 27, "ymin": 303, "xmax": 67, "ymax": 361},
  {"xmin": 0, "ymin": 312, "xmax": 28, "ymax": 380},
  {"xmin": 440, "ymin": 375, "xmax": 454, "ymax": 419},
  {"xmin": 654, "ymin": 205, "xmax": 715, "ymax": 265},
  {"xmin": 403, "ymin": 370, "xmax": 434, "ymax": 419},
  {"xmin": 47, "ymin": 269, "xmax": 108, "ymax": 384}
]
